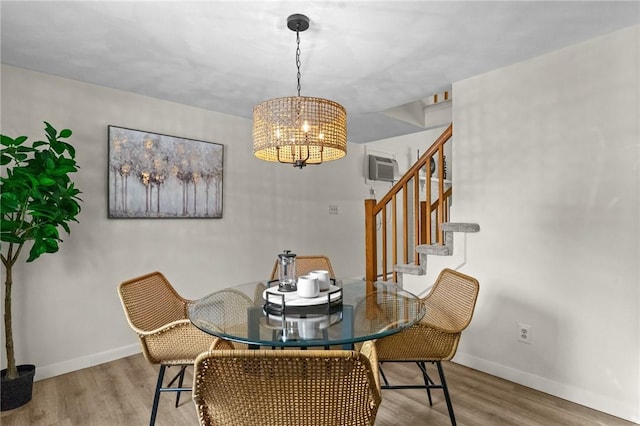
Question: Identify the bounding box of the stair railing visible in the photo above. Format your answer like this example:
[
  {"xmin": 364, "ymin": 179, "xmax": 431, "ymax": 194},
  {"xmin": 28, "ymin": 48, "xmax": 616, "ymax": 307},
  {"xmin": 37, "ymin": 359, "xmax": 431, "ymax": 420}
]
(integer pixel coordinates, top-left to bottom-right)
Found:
[{"xmin": 365, "ymin": 124, "xmax": 453, "ymax": 282}]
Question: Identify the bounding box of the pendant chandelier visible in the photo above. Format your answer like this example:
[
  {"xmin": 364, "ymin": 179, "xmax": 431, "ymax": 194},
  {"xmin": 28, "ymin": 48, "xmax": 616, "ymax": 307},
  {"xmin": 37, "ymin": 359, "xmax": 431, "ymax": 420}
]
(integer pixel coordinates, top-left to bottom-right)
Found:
[{"xmin": 252, "ymin": 14, "xmax": 347, "ymax": 169}]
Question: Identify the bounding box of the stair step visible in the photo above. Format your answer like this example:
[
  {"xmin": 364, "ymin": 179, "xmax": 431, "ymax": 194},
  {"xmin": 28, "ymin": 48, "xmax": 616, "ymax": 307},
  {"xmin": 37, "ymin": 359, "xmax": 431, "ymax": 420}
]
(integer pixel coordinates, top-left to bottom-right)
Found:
[
  {"xmin": 379, "ymin": 279, "xmax": 402, "ymax": 288},
  {"xmin": 441, "ymin": 222, "xmax": 480, "ymax": 233},
  {"xmin": 416, "ymin": 244, "xmax": 452, "ymax": 256},
  {"xmin": 394, "ymin": 263, "xmax": 425, "ymax": 275}
]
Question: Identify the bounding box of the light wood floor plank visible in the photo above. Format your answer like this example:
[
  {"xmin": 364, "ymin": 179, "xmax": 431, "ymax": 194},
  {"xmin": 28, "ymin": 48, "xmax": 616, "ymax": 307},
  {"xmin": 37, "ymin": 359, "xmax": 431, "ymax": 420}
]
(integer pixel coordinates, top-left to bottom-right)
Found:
[{"xmin": 1, "ymin": 354, "xmax": 635, "ymax": 425}]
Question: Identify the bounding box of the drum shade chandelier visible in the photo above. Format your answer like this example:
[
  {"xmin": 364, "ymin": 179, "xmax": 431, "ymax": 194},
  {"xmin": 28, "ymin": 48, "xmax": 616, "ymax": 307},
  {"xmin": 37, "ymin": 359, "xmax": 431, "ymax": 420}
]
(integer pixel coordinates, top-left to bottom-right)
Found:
[{"xmin": 252, "ymin": 14, "xmax": 347, "ymax": 168}]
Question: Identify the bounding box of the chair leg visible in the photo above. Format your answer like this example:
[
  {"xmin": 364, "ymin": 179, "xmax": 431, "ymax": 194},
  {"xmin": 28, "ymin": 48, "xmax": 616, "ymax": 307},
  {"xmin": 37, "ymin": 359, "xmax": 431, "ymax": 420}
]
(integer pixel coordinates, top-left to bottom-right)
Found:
[
  {"xmin": 150, "ymin": 364, "xmax": 192, "ymax": 425},
  {"xmin": 150, "ymin": 364, "xmax": 166, "ymax": 426},
  {"xmin": 378, "ymin": 360, "xmax": 456, "ymax": 425},
  {"xmin": 417, "ymin": 361, "xmax": 434, "ymax": 406},
  {"xmin": 174, "ymin": 366, "xmax": 187, "ymax": 407},
  {"xmin": 436, "ymin": 361, "xmax": 456, "ymax": 426},
  {"xmin": 378, "ymin": 362, "xmax": 390, "ymax": 387}
]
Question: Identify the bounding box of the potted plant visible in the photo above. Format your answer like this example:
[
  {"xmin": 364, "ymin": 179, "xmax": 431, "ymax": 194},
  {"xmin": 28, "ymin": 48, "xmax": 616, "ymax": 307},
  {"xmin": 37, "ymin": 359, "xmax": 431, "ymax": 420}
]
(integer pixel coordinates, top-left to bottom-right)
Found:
[{"xmin": 1, "ymin": 122, "xmax": 82, "ymax": 410}]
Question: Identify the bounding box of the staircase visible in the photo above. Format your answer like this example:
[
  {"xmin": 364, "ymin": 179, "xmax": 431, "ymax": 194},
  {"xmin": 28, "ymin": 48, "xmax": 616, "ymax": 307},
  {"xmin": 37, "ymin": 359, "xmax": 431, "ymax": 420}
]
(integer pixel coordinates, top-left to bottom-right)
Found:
[
  {"xmin": 394, "ymin": 222, "xmax": 480, "ymax": 283},
  {"xmin": 364, "ymin": 124, "xmax": 479, "ymax": 283}
]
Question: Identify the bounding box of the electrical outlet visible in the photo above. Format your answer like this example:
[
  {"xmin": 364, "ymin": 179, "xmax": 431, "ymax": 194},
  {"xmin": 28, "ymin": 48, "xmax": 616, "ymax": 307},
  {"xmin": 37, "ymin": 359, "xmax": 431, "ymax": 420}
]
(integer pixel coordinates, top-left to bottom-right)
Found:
[
  {"xmin": 518, "ymin": 323, "xmax": 531, "ymax": 344},
  {"xmin": 329, "ymin": 205, "xmax": 339, "ymax": 215}
]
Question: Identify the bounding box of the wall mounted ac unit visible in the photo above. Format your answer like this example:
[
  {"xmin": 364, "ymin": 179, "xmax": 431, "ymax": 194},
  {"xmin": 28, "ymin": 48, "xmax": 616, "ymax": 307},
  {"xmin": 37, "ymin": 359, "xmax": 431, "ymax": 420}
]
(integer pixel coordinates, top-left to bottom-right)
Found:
[{"xmin": 368, "ymin": 155, "xmax": 398, "ymax": 182}]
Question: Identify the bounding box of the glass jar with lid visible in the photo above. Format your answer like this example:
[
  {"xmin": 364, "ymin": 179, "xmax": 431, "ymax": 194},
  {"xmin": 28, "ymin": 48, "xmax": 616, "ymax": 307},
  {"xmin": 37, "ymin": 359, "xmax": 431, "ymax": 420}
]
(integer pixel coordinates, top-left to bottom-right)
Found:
[{"xmin": 277, "ymin": 250, "xmax": 296, "ymax": 292}]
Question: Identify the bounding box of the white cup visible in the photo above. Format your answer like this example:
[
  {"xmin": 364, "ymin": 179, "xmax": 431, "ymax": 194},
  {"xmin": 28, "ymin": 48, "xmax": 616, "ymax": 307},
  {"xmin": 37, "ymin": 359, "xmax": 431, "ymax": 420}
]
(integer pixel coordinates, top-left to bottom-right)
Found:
[
  {"xmin": 297, "ymin": 275, "xmax": 319, "ymax": 298},
  {"xmin": 310, "ymin": 270, "xmax": 330, "ymax": 291}
]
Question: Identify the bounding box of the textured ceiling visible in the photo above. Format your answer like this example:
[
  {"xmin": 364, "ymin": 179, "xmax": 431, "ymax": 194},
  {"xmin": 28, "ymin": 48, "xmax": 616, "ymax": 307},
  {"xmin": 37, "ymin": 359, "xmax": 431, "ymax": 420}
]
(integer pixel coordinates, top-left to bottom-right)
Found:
[{"xmin": 1, "ymin": 1, "xmax": 638, "ymax": 143}]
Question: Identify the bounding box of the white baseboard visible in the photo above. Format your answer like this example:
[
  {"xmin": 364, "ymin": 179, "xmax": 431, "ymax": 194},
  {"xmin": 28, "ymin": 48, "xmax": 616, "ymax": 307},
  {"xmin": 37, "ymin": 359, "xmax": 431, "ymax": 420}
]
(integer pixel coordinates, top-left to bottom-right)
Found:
[
  {"xmin": 34, "ymin": 344, "xmax": 140, "ymax": 381},
  {"xmin": 453, "ymin": 352, "xmax": 640, "ymax": 424}
]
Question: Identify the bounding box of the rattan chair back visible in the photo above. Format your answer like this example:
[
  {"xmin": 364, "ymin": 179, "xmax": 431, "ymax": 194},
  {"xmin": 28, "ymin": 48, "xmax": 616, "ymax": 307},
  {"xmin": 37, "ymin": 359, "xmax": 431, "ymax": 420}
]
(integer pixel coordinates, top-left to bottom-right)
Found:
[
  {"xmin": 269, "ymin": 255, "xmax": 336, "ymax": 281},
  {"xmin": 193, "ymin": 347, "xmax": 382, "ymax": 426},
  {"xmin": 376, "ymin": 268, "xmax": 479, "ymax": 361},
  {"xmin": 117, "ymin": 271, "xmax": 218, "ymax": 364},
  {"xmin": 421, "ymin": 268, "xmax": 480, "ymax": 334},
  {"xmin": 118, "ymin": 271, "xmax": 187, "ymax": 332}
]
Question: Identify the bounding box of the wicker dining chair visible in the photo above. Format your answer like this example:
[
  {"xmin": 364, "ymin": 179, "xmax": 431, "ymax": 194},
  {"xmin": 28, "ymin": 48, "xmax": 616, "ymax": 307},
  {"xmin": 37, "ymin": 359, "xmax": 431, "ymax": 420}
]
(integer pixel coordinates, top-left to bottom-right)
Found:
[
  {"xmin": 192, "ymin": 341, "xmax": 382, "ymax": 426},
  {"xmin": 118, "ymin": 271, "xmax": 229, "ymax": 426},
  {"xmin": 269, "ymin": 255, "xmax": 336, "ymax": 280},
  {"xmin": 373, "ymin": 268, "xmax": 479, "ymax": 426}
]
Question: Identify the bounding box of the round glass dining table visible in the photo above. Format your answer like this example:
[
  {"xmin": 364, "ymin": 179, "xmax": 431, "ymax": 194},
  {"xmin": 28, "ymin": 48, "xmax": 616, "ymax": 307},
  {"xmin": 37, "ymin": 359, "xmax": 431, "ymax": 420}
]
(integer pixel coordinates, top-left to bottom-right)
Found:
[{"xmin": 189, "ymin": 279, "xmax": 426, "ymax": 349}]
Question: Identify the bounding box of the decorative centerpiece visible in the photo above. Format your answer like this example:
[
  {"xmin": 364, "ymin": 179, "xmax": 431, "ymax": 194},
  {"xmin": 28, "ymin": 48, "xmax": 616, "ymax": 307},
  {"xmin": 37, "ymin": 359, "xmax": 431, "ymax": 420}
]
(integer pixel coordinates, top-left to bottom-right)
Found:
[{"xmin": 266, "ymin": 250, "xmax": 343, "ymax": 315}]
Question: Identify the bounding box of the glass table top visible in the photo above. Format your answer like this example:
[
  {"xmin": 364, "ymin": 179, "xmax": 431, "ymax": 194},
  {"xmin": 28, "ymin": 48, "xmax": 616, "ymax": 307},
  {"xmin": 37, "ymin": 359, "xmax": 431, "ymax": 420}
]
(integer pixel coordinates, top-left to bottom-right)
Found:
[{"xmin": 189, "ymin": 279, "xmax": 426, "ymax": 348}]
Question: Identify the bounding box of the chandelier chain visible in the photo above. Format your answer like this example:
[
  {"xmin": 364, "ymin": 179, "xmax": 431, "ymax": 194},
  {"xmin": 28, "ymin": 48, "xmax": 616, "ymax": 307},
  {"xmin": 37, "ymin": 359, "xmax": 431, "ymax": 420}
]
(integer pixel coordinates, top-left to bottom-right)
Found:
[{"xmin": 295, "ymin": 26, "xmax": 302, "ymax": 96}]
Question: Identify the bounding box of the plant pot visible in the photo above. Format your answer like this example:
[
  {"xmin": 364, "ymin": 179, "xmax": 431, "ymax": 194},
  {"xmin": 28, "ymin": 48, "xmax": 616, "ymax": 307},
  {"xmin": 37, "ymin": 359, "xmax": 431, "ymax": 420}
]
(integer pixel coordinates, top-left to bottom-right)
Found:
[{"xmin": 1, "ymin": 364, "xmax": 36, "ymax": 411}]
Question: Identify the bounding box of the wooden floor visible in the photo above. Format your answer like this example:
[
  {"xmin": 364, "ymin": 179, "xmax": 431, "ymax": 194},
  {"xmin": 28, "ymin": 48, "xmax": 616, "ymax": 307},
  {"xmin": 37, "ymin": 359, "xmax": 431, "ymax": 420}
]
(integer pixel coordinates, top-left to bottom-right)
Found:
[{"xmin": 1, "ymin": 354, "xmax": 635, "ymax": 426}]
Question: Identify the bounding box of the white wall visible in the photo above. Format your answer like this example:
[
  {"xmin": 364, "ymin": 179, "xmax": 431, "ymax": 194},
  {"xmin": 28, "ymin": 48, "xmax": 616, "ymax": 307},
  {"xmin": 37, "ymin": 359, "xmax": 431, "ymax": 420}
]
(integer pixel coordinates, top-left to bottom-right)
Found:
[
  {"xmin": 365, "ymin": 25, "xmax": 639, "ymax": 423},
  {"xmin": 449, "ymin": 26, "xmax": 639, "ymax": 422},
  {"xmin": 0, "ymin": 64, "xmax": 372, "ymax": 379}
]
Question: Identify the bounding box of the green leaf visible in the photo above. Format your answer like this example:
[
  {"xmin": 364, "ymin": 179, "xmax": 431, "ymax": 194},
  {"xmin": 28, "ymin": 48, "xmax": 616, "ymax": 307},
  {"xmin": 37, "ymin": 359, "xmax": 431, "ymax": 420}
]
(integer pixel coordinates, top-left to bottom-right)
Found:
[
  {"xmin": 27, "ymin": 241, "xmax": 47, "ymax": 262},
  {"xmin": 44, "ymin": 122, "xmax": 56, "ymax": 142},
  {"xmin": 62, "ymin": 142, "xmax": 76, "ymax": 158},
  {"xmin": 42, "ymin": 224, "xmax": 59, "ymax": 238},
  {"xmin": 0, "ymin": 220, "xmax": 22, "ymax": 232},
  {"xmin": 50, "ymin": 140, "xmax": 65, "ymax": 155},
  {"xmin": 0, "ymin": 232, "xmax": 24, "ymax": 244},
  {"xmin": 59, "ymin": 129, "xmax": 72, "ymax": 138},
  {"xmin": 29, "ymin": 210, "xmax": 56, "ymax": 220},
  {"xmin": 49, "ymin": 165, "xmax": 77, "ymax": 176},
  {"xmin": 60, "ymin": 222, "xmax": 71, "ymax": 234},
  {"xmin": 30, "ymin": 187, "xmax": 43, "ymax": 201},
  {"xmin": 0, "ymin": 154, "xmax": 11, "ymax": 165},
  {"xmin": 1, "ymin": 193, "xmax": 20, "ymax": 211},
  {"xmin": 1, "ymin": 134, "xmax": 15, "ymax": 146},
  {"xmin": 44, "ymin": 237, "xmax": 59, "ymax": 249},
  {"xmin": 58, "ymin": 158, "xmax": 78, "ymax": 167},
  {"xmin": 44, "ymin": 157, "xmax": 55, "ymax": 171},
  {"xmin": 16, "ymin": 144, "xmax": 35, "ymax": 152},
  {"xmin": 14, "ymin": 136, "xmax": 28, "ymax": 145},
  {"xmin": 38, "ymin": 176, "xmax": 56, "ymax": 186}
]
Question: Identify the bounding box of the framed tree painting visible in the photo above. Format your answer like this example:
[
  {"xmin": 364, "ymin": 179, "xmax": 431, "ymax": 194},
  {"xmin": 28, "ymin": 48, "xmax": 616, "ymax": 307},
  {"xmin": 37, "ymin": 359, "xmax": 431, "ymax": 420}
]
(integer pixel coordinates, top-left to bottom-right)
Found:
[{"xmin": 108, "ymin": 126, "xmax": 224, "ymax": 218}]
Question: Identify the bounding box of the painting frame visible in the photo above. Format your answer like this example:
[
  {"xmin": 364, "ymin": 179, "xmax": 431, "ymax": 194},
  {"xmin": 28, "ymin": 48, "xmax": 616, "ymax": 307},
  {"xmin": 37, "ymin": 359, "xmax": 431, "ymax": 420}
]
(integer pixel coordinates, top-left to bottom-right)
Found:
[{"xmin": 108, "ymin": 125, "xmax": 224, "ymax": 219}]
